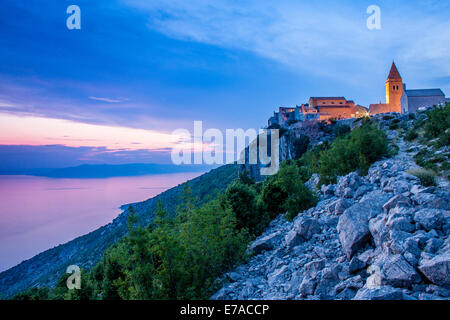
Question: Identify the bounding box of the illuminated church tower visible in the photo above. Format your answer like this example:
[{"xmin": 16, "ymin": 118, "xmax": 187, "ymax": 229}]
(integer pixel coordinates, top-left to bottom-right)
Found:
[{"xmin": 386, "ymin": 62, "xmax": 403, "ymax": 113}]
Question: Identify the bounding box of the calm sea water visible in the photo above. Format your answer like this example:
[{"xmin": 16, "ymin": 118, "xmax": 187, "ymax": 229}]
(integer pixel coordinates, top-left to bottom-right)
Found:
[{"xmin": 0, "ymin": 172, "xmax": 202, "ymax": 272}]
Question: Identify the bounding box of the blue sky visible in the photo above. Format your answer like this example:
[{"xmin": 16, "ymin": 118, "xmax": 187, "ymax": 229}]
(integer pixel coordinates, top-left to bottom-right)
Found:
[{"xmin": 0, "ymin": 0, "xmax": 449, "ymax": 168}]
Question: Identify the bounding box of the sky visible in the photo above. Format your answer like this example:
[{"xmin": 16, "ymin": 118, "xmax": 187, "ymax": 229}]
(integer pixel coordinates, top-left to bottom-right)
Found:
[{"xmin": 0, "ymin": 0, "xmax": 449, "ymax": 169}]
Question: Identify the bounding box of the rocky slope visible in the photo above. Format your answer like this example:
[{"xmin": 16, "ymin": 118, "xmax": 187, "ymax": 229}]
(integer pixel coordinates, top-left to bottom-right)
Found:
[{"xmin": 213, "ymin": 125, "xmax": 450, "ymax": 300}]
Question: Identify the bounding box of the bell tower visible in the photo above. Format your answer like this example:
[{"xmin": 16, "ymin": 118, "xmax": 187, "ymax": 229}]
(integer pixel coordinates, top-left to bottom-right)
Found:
[{"xmin": 386, "ymin": 61, "xmax": 403, "ymax": 113}]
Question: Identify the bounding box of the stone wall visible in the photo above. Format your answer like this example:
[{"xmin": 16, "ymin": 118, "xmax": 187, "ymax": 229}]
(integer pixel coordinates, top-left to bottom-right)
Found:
[{"xmin": 406, "ymin": 95, "xmax": 446, "ymax": 113}]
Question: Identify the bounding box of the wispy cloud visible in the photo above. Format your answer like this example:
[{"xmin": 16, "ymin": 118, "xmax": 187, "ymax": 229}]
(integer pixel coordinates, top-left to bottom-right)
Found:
[
  {"xmin": 0, "ymin": 113, "xmax": 185, "ymax": 151},
  {"xmin": 88, "ymin": 96, "xmax": 129, "ymax": 103},
  {"xmin": 122, "ymin": 0, "xmax": 450, "ymax": 82}
]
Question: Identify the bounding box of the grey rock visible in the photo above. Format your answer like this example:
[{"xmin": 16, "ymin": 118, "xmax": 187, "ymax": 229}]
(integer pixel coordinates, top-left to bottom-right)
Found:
[
  {"xmin": 335, "ymin": 275, "xmax": 364, "ymax": 293},
  {"xmin": 410, "ymin": 185, "xmax": 435, "ymax": 195},
  {"xmin": 349, "ymin": 257, "xmax": 366, "ymax": 274},
  {"xmin": 303, "ymin": 259, "xmax": 326, "ymax": 278},
  {"xmin": 249, "ymin": 232, "xmax": 282, "ymax": 255},
  {"xmin": 391, "ymin": 180, "xmax": 411, "ymax": 194},
  {"xmin": 354, "ymin": 184, "xmax": 373, "ymax": 200},
  {"xmin": 419, "ymin": 252, "xmax": 450, "ymax": 286},
  {"xmin": 267, "ymin": 265, "xmax": 289, "ymax": 287},
  {"xmin": 338, "ymin": 212, "xmax": 371, "ymax": 259},
  {"xmin": 336, "ymin": 288, "xmax": 357, "ymax": 300},
  {"xmin": 343, "ymin": 187, "xmax": 354, "ymax": 198},
  {"xmin": 383, "ymin": 195, "xmax": 411, "ymax": 213},
  {"xmin": 285, "ymin": 218, "xmax": 320, "ymax": 249},
  {"xmin": 412, "ymin": 192, "xmax": 450, "ymax": 210},
  {"xmin": 424, "ymin": 238, "xmax": 443, "ymax": 254},
  {"xmin": 386, "ymin": 217, "xmax": 415, "ymax": 233},
  {"xmin": 403, "ymin": 252, "xmax": 419, "ymax": 267},
  {"xmin": 389, "ymin": 230, "xmax": 414, "ymax": 255},
  {"xmin": 336, "ymin": 172, "xmax": 362, "ymax": 197},
  {"xmin": 412, "ymin": 193, "xmax": 437, "ymax": 206},
  {"xmin": 211, "ymin": 144, "xmax": 450, "ymax": 301},
  {"xmin": 338, "ymin": 192, "xmax": 390, "ymax": 258},
  {"xmin": 315, "ymin": 276, "xmax": 338, "ymax": 298},
  {"xmin": 425, "ymin": 284, "xmax": 450, "ymax": 298},
  {"xmin": 409, "ymin": 231, "xmax": 431, "ymax": 249},
  {"xmin": 358, "ymin": 249, "xmax": 377, "ymax": 266},
  {"xmin": 353, "ymin": 286, "xmax": 405, "ymax": 300},
  {"xmin": 327, "ymin": 199, "xmax": 351, "ymax": 216},
  {"xmin": 227, "ymin": 272, "xmax": 242, "ymax": 282},
  {"xmin": 305, "ymin": 174, "xmax": 320, "ymax": 191},
  {"xmin": 299, "ymin": 277, "xmax": 316, "ymax": 297},
  {"xmin": 414, "ymin": 209, "xmax": 445, "ymax": 231},
  {"xmin": 403, "ymin": 238, "xmax": 422, "ymax": 257},
  {"xmin": 369, "ymin": 215, "xmax": 389, "ymax": 248},
  {"xmin": 418, "ymin": 293, "xmax": 445, "ymax": 300},
  {"xmin": 211, "ymin": 287, "xmax": 234, "ymax": 300},
  {"xmin": 377, "ymin": 254, "xmax": 421, "ymax": 287},
  {"xmin": 321, "ymin": 184, "xmax": 336, "ymax": 196}
]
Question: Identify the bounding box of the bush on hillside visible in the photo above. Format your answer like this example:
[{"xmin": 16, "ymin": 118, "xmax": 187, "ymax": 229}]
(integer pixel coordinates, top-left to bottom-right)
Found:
[
  {"xmin": 334, "ymin": 124, "xmax": 351, "ymax": 137},
  {"xmin": 404, "ymin": 129, "xmax": 419, "ymax": 142},
  {"xmin": 292, "ymin": 134, "xmax": 310, "ymax": 159},
  {"xmin": 316, "ymin": 123, "xmax": 389, "ymax": 185},
  {"xmin": 222, "ymin": 181, "xmax": 269, "ymax": 236},
  {"xmin": 261, "ymin": 162, "xmax": 318, "ymax": 221},
  {"xmin": 238, "ymin": 168, "xmax": 255, "ymax": 185},
  {"xmin": 409, "ymin": 169, "xmax": 437, "ymax": 187},
  {"xmin": 424, "ymin": 104, "xmax": 450, "ymax": 139},
  {"xmin": 261, "ymin": 178, "xmax": 288, "ymax": 219}
]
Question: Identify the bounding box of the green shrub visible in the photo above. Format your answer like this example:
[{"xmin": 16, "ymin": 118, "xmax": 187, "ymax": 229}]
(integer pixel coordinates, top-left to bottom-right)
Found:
[
  {"xmin": 268, "ymin": 123, "xmax": 281, "ymax": 130},
  {"xmin": 424, "ymin": 104, "xmax": 449, "ymax": 138},
  {"xmin": 238, "ymin": 168, "xmax": 255, "ymax": 185},
  {"xmin": 334, "ymin": 124, "xmax": 351, "ymax": 137},
  {"xmin": 430, "ymin": 155, "xmax": 446, "ymax": 164},
  {"xmin": 441, "ymin": 161, "xmax": 450, "ymax": 171},
  {"xmin": 284, "ymin": 183, "xmax": 318, "ymax": 221},
  {"xmin": 318, "ymin": 121, "xmax": 333, "ymax": 134},
  {"xmin": 414, "ymin": 149, "xmax": 437, "ymax": 170},
  {"xmin": 261, "ymin": 178, "xmax": 288, "ymax": 219},
  {"xmin": 222, "ymin": 181, "xmax": 268, "ymax": 236},
  {"xmin": 13, "ymin": 287, "xmax": 51, "ymax": 300},
  {"xmin": 276, "ymin": 163, "xmax": 318, "ymax": 221},
  {"xmin": 413, "ymin": 118, "xmax": 425, "ymax": 130},
  {"xmin": 389, "ymin": 123, "xmax": 399, "ymax": 130},
  {"xmin": 404, "ymin": 129, "xmax": 419, "ymax": 142},
  {"xmin": 261, "ymin": 162, "xmax": 318, "ymax": 221},
  {"xmin": 390, "ymin": 141, "xmax": 399, "ymax": 156},
  {"xmin": 410, "ymin": 169, "xmax": 437, "ymax": 187},
  {"xmin": 279, "ymin": 128, "xmax": 289, "ymax": 136},
  {"xmin": 317, "ymin": 123, "xmax": 389, "ymax": 185},
  {"xmin": 292, "ymin": 134, "xmax": 310, "ymax": 159}
]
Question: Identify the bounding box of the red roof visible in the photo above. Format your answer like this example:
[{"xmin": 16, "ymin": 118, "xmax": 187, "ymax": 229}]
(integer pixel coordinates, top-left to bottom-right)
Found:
[{"xmin": 387, "ymin": 62, "xmax": 402, "ymax": 80}]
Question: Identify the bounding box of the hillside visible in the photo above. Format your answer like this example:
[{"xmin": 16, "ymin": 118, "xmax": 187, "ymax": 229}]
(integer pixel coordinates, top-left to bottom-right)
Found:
[
  {"xmin": 3, "ymin": 106, "xmax": 449, "ymax": 300},
  {"xmin": 213, "ymin": 112, "xmax": 450, "ymax": 300},
  {"xmin": 0, "ymin": 164, "xmax": 238, "ymax": 298}
]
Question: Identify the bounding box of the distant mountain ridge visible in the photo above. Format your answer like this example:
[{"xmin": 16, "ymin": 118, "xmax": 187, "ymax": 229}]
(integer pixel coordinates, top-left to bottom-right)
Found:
[{"xmin": 0, "ymin": 163, "xmax": 214, "ymax": 178}]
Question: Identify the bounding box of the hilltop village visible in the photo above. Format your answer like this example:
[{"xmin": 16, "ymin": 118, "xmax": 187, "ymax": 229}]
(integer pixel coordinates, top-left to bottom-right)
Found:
[{"xmin": 268, "ymin": 62, "xmax": 449, "ymax": 128}]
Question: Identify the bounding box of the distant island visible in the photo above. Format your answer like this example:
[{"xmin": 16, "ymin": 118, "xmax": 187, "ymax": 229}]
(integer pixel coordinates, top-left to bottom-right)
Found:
[{"xmin": 0, "ymin": 163, "xmax": 215, "ymax": 179}]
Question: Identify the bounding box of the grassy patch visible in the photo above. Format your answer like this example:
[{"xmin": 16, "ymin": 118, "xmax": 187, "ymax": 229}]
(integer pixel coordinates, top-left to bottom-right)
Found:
[{"xmin": 409, "ymin": 169, "xmax": 437, "ymax": 187}]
